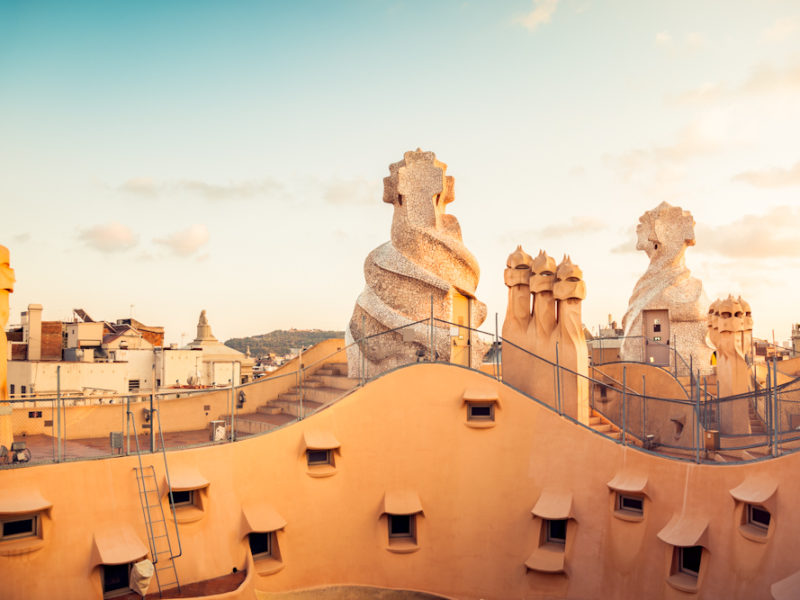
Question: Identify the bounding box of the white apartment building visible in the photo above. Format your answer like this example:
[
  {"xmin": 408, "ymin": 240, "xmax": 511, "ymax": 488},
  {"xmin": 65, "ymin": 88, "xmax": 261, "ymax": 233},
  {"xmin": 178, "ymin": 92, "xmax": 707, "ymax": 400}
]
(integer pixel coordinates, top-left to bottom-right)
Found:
[{"xmin": 6, "ymin": 306, "xmax": 253, "ymax": 399}]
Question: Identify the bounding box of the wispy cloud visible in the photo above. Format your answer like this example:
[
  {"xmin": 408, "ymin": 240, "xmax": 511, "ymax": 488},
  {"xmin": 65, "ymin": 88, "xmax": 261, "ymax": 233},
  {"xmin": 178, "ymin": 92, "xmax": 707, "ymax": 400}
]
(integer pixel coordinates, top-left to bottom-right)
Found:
[
  {"xmin": 611, "ymin": 230, "xmax": 638, "ymax": 254},
  {"xmin": 502, "ymin": 217, "xmax": 607, "ymax": 245},
  {"xmin": 116, "ymin": 177, "xmax": 284, "ymax": 201},
  {"xmin": 536, "ymin": 216, "xmax": 606, "ymax": 238},
  {"xmin": 155, "ymin": 224, "xmax": 210, "ymax": 257},
  {"xmin": 673, "ymin": 62, "xmax": 800, "ymax": 104},
  {"xmin": 517, "ymin": 0, "xmax": 559, "ymax": 32},
  {"xmin": 568, "ymin": 165, "xmax": 586, "ymax": 177},
  {"xmin": 118, "ymin": 177, "xmax": 160, "ymax": 197},
  {"xmin": 685, "ymin": 32, "xmax": 709, "ymax": 51},
  {"xmin": 732, "ymin": 160, "xmax": 800, "ymax": 188},
  {"xmin": 696, "ymin": 206, "xmax": 800, "ymax": 258},
  {"xmin": 78, "ymin": 222, "xmax": 138, "ymax": 253},
  {"xmin": 12, "ymin": 233, "xmax": 30, "ymax": 244},
  {"xmin": 322, "ymin": 178, "xmax": 380, "ymax": 205},
  {"xmin": 606, "ymin": 120, "xmax": 722, "ymax": 183},
  {"xmin": 654, "ymin": 31, "xmax": 709, "ymax": 51},
  {"xmin": 177, "ymin": 179, "xmax": 283, "ymax": 201},
  {"xmin": 761, "ymin": 16, "xmax": 800, "ymax": 43}
]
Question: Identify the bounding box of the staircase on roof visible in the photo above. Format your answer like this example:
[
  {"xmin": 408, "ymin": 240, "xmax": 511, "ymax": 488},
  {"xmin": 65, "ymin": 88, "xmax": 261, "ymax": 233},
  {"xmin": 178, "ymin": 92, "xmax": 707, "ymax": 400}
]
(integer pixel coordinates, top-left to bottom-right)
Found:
[
  {"xmin": 222, "ymin": 361, "xmax": 357, "ymax": 435},
  {"xmin": 589, "ymin": 409, "xmax": 622, "ymax": 441}
]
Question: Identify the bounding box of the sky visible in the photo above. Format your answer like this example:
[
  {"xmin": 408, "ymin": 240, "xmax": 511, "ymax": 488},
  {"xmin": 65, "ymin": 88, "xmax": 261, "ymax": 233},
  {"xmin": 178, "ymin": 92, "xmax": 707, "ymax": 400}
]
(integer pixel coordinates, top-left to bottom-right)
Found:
[{"xmin": 1, "ymin": 0, "xmax": 800, "ymax": 347}]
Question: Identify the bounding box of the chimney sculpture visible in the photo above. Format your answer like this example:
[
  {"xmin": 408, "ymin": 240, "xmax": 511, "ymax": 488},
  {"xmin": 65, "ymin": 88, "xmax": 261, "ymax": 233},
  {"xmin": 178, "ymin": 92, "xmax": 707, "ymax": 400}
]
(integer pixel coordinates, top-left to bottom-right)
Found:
[
  {"xmin": 502, "ymin": 248, "xmax": 589, "ymax": 424},
  {"xmin": 620, "ymin": 202, "xmax": 711, "ymax": 372},
  {"xmin": 346, "ymin": 150, "xmax": 487, "ymax": 378},
  {"xmin": 710, "ymin": 295, "xmax": 753, "ymax": 434}
]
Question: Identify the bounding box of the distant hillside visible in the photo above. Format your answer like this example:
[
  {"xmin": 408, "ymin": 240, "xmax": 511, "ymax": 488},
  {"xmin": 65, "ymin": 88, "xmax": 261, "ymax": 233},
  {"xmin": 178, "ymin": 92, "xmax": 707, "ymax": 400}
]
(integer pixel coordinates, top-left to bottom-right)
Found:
[{"xmin": 225, "ymin": 329, "xmax": 344, "ymax": 358}]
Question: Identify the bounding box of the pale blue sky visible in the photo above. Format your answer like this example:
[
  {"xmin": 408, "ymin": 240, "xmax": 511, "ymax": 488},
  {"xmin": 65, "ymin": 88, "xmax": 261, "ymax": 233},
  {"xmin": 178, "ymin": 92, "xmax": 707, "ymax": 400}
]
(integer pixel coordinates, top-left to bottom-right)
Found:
[{"xmin": 2, "ymin": 1, "xmax": 800, "ymax": 345}]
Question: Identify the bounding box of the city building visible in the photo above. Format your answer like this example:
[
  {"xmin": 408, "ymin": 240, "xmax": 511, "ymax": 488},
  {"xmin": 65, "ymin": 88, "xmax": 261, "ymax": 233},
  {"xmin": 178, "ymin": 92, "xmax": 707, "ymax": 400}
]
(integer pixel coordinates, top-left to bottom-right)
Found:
[{"xmin": 5, "ymin": 306, "xmax": 252, "ymax": 400}]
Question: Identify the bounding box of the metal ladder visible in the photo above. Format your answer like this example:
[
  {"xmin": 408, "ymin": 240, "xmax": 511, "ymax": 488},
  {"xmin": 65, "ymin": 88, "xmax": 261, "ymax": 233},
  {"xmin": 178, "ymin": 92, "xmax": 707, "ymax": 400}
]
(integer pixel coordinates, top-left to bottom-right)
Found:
[{"xmin": 128, "ymin": 405, "xmax": 182, "ymax": 597}]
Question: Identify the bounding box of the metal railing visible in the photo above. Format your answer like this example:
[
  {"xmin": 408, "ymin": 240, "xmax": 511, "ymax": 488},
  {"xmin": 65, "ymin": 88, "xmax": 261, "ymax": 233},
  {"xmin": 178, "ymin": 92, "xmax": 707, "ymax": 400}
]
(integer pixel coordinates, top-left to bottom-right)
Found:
[{"xmin": 4, "ymin": 317, "xmax": 800, "ymax": 468}]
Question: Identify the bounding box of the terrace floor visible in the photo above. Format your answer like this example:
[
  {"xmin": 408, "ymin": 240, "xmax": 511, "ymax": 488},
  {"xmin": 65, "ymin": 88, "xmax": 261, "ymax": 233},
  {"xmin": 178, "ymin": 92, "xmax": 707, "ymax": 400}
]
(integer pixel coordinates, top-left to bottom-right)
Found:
[
  {"xmin": 117, "ymin": 570, "xmax": 246, "ymax": 599},
  {"xmin": 10, "ymin": 429, "xmax": 257, "ymax": 464}
]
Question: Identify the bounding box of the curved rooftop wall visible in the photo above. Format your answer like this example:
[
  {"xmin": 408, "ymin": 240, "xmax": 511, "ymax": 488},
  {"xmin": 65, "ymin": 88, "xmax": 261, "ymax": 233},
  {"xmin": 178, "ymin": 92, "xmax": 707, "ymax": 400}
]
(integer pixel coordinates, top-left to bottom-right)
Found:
[{"xmin": 1, "ymin": 363, "xmax": 799, "ymax": 599}]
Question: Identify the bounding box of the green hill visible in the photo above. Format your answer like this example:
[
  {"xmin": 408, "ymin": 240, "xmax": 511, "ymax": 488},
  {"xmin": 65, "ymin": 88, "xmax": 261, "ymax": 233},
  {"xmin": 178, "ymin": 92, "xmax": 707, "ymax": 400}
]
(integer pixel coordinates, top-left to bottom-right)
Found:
[{"xmin": 225, "ymin": 329, "xmax": 344, "ymax": 358}]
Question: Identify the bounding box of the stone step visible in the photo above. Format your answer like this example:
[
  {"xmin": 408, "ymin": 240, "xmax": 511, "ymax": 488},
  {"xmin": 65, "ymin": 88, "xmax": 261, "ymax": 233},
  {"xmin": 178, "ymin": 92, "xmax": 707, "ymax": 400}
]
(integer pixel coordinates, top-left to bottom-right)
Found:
[
  {"xmin": 594, "ymin": 423, "xmax": 613, "ymax": 433},
  {"xmin": 277, "ymin": 391, "xmax": 301, "ymax": 402},
  {"xmin": 314, "ymin": 374, "xmax": 359, "ymax": 391},
  {"xmin": 323, "ymin": 362, "xmax": 349, "ymax": 377},
  {"xmin": 297, "ymin": 386, "xmax": 349, "ymax": 404},
  {"xmin": 256, "ymin": 405, "xmax": 284, "ymax": 416},
  {"xmin": 589, "ymin": 416, "xmax": 602, "ymax": 426},
  {"xmin": 272, "ymin": 399, "xmax": 324, "ymax": 418},
  {"xmin": 221, "ymin": 412, "xmax": 295, "ymax": 435},
  {"xmin": 300, "ymin": 377, "xmax": 324, "ymax": 388}
]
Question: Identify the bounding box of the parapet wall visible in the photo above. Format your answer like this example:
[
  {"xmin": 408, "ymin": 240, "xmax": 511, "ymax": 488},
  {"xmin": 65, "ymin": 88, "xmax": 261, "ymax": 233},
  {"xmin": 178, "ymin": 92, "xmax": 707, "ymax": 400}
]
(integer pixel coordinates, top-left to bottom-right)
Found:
[{"xmin": 1, "ymin": 363, "xmax": 797, "ymax": 599}]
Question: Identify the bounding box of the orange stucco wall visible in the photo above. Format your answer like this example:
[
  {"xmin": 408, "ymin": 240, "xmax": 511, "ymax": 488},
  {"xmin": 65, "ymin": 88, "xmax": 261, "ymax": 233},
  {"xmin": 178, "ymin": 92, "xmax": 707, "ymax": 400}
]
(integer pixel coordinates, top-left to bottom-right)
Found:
[{"xmin": 1, "ymin": 362, "xmax": 797, "ymax": 599}]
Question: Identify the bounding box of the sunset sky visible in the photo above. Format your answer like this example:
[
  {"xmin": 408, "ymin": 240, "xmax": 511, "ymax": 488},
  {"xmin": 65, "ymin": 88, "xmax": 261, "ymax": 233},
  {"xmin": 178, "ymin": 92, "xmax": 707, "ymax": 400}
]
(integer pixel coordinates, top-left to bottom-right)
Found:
[{"xmin": 2, "ymin": 0, "xmax": 800, "ymax": 347}]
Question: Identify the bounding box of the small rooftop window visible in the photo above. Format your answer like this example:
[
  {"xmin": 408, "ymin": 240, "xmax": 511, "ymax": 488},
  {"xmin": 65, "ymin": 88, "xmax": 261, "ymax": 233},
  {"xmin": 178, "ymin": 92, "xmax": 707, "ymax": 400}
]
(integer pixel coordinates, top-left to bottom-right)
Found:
[
  {"xmin": 383, "ymin": 491, "xmax": 423, "ymax": 554},
  {"xmin": 242, "ymin": 503, "xmax": 286, "ymax": 576},
  {"xmin": 462, "ymin": 390, "xmax": 500, "ymax": 428},
  {"xmin": 303, "ymin": 431, "xmax": 340, "ymax": 477}
]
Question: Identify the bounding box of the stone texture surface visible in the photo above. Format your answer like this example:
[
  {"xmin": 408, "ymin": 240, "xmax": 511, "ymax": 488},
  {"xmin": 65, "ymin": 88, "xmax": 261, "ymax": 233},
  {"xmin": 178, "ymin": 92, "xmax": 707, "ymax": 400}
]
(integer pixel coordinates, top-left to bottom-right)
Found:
[
  {"xmin": 346, "ymin": 150, "xmax": 487, "ymax": 378},
  {"xmin": 620, "ymin": 202, "xmax": 712, "ymax": 372},
  {"xmin": 502, "ymin": 248, "xmax": 589, "ymax": 424}
]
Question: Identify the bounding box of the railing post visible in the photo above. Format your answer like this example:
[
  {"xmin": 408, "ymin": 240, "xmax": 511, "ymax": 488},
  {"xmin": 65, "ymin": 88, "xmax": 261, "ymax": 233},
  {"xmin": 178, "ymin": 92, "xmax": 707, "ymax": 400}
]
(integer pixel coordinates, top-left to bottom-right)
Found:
[
  {"xmin": 299, "ymin": 347, "xmax": 304, "ymax": 420},
  {"xmin": 673, "ymin": 336, "xmax": 677, "ymax": 377},
  {"xmin": 642, "ymin": 375, "xmax": 646, "ymax": 441},
  {"xmin": 494, "ymin": 312, "xmax": 500, "ymax": 381},
  {"xmin": 555, "ymin": 342, "xmax": 562, "ymax": 415},
  {"xmin": 126, "ymin": 395, "xmax": 131, "ymax": 456},
  {"xmin": 56, "ymin": 366, "xmax": 61, "ymax": 463},
  {"xmin": 695, "ymin": 374, "xmax": 700, "ymax": 463},
  {"xmin": 360, "ymin": 314, "xmax": 365, "ymax": 385},
  {"xmin": 150, "ymin": 361, "xmax": 156, "ymax": 453},
  {"xmin": 230, "ymin": 361, "xmax": 236, "ymax": 442},
  {"xmin": 702, "ymin": 377, "xmax": 707, "ymax": 429},
  {"xmin": 429, "ymin": 295, "xmax": 434, "ymax": 362},
  {"xmin": 773, "ymin": 357, "xmax": 779, "ymax": 456},
  {"xmin": 621, "ymin": 367, "xmax": 627, "ymax": 445}
]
